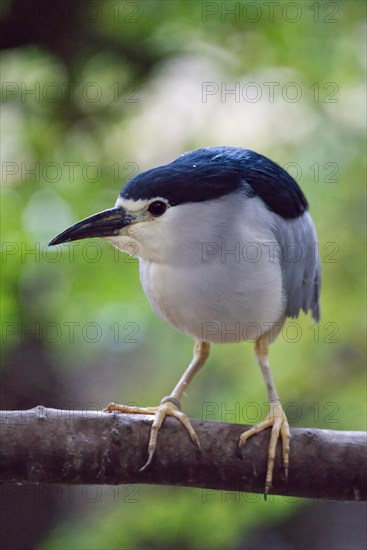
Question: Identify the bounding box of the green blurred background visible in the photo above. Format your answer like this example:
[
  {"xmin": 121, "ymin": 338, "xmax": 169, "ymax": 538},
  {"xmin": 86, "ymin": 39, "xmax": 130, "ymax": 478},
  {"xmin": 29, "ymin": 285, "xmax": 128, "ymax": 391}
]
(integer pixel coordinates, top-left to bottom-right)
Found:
[{"xmin": 1, "ymin": 1, "xmax": 366, "ymax": 549}]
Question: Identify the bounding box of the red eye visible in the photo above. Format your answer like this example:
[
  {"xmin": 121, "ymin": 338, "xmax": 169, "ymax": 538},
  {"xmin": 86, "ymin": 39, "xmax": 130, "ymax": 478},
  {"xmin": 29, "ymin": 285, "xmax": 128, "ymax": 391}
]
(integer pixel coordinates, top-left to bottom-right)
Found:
[{"xmin": 148, "ymin": 201, "xmax": 167, "ymax": 217}]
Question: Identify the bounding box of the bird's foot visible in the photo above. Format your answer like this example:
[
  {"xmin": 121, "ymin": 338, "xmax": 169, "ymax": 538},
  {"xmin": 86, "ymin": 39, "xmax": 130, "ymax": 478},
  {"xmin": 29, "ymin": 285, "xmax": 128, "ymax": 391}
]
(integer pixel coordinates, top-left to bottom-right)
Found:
[
  {"xmin": 238, "ymin": 401, "xmax": 291, "ymax": 498},
  {"xmin": 104, "ymin": 396, "xmax": 201, "ymax": 470}
]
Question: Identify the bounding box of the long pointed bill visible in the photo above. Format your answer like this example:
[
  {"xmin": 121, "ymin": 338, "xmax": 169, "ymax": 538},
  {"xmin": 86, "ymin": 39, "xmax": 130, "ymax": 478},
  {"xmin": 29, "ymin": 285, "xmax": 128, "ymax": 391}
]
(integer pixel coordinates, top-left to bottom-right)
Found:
[{"xmin": 48, "ymin": 207, "xmax": 132, "ymax": 246}]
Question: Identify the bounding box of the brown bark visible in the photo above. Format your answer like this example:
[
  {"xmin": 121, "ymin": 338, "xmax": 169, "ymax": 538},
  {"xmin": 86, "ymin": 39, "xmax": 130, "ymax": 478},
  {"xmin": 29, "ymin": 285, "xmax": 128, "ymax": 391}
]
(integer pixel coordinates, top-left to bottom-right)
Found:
[{"xmin": 1, "ymin": 406, "xmax": 366, "ymax": 501}]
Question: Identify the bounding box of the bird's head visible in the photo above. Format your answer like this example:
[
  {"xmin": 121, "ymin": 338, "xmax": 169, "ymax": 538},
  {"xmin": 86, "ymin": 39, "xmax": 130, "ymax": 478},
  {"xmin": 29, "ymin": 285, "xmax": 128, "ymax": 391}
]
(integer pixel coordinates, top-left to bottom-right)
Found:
[
  {"xmin": 49, "ymin": 147, "xmax": 308, "ymax": 263},
  {"xmin": 49, "ymin": 193, "xmax": 174, "ymax": 262}
]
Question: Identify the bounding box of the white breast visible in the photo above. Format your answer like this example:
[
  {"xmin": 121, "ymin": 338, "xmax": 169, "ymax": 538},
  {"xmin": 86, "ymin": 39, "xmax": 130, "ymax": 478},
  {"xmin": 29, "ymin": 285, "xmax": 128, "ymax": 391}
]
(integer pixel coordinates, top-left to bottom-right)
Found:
[{"xmin": 138, "ymin": 196, "xmax": 285, "ymax": 343}]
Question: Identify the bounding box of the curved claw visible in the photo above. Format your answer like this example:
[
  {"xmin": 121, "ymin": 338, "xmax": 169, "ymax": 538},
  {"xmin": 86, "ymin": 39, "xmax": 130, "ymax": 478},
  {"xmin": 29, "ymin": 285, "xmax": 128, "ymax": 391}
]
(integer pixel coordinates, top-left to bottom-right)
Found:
[
  {"xmin": 139, "ymin": 401, "xmax": 201, "ymax": 470},
  {"xmin": 239, "ymin": 402, "xmax": 291, "ymax": 496},
  {"xmin": 104, "ymin": 399, "xmax": 201, "ymax": 470},
  {"xmin": 264, "ymin": 483, "xmax": 271, "ymax": 501},
  {"xmin": 281, "ymin": 420, "xmax": 291, "ymax": 481},
  {"xmin": 139, "ymin": 450, "xmax": 155, "ymax": 472}
]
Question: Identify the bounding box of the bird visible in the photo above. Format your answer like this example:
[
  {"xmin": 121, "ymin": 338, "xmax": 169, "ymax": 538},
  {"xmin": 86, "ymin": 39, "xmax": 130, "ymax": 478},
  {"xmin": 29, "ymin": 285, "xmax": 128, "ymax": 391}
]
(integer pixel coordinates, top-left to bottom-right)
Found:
[{"xmin": 49, "ymin": 146, "xmax": 321, "ymax": 496}]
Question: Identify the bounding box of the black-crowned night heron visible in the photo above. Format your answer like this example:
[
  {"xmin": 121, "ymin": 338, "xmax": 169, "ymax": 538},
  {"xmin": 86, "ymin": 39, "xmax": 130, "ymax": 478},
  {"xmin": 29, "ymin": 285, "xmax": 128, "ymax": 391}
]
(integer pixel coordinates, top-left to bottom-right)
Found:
[{"xmin": 49, "ymin": 146, "xmax": 321, "ymax": 495}]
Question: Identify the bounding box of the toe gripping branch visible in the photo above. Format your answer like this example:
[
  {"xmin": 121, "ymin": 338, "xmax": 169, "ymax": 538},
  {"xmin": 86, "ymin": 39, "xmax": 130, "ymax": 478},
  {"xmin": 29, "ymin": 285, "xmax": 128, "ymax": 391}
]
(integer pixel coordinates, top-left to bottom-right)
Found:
[{"xmin": 139, "ymin": 395, "xmax": 201, "ymax": 472}]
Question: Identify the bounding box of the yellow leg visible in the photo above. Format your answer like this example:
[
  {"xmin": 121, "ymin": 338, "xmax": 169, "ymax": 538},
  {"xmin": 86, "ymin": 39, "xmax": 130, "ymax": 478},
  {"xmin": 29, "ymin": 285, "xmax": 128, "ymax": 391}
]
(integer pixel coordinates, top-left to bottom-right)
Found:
[
  {"xmin": 104, "ymin": 340, "xmax": 210, "ymax": 470},
  {"xmin": 239, "ymin": 330, "xmax": 291, "ymax": 497}
]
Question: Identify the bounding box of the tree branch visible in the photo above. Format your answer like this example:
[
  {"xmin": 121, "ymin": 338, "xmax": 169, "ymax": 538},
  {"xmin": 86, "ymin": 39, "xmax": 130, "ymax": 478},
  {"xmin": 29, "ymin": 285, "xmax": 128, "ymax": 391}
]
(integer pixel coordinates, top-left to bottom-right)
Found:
[{"xmin": 1, "ymin": 407, "xmax": 366, "ymax": 501}]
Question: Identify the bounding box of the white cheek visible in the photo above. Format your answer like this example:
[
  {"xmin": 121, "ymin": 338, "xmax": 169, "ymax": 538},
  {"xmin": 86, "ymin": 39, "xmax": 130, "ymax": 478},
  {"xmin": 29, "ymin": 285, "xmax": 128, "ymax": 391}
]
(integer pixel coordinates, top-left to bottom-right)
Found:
[
  {"xmin": 127, "ymin": 221, "xmax": 169, "ymax": 262},
  {"xmin": 127, "ymin": 219, "xmax": 152, "ymax": 242},
  {"xmin": 104, "ymin": 235, "xmax": 140, "ymax": 257}
]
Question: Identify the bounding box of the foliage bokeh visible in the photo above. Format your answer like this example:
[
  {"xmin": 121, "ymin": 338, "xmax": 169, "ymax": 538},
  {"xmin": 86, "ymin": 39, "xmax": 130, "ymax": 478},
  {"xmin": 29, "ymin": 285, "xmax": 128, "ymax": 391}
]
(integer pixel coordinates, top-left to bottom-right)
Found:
[{"xmin": 1, "ymin": 1, "xmax": 366, "ymax": 549}]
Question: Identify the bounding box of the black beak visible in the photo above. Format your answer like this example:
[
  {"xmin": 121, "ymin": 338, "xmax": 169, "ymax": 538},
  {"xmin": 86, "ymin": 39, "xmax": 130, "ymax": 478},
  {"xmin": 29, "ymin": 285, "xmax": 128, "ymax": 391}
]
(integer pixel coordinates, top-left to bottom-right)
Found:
[{"xmin": 49, "ymin": 207, "xmax": 132, "ymax": 246}]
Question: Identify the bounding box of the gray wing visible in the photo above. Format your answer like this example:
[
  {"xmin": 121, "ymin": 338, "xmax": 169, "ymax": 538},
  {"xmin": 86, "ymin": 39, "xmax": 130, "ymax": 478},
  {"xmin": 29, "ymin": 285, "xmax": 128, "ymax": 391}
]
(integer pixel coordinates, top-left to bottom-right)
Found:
[{"xmin": 270, "ymin": 211, "xmax": 321, "ymax": 322}]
